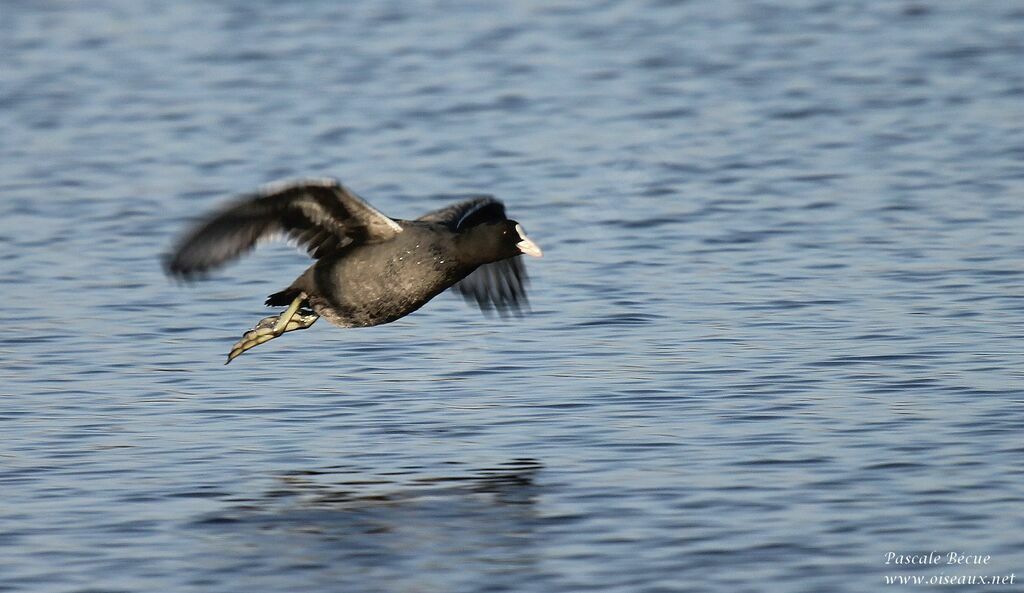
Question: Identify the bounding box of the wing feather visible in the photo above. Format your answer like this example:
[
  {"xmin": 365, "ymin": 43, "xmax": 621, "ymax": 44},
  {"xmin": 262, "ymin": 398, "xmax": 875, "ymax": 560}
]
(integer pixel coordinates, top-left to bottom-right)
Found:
[
  {"xmin": 454, "ymin": 250, "xmax": 530, "ymax": 317},
  {"xmin": 416, "ymin": 196, "xmax": 506, "ymax": 230},
  {"xmin": 164, "ymin": 178, "xmax": 401, "ymax": 278}
]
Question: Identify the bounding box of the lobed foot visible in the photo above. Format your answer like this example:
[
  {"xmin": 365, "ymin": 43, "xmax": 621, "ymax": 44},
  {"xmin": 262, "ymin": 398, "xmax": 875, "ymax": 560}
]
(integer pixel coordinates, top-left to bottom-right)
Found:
[{"xmin": 225, "ymin": 309, "xmax": 318, "ymax": 364}]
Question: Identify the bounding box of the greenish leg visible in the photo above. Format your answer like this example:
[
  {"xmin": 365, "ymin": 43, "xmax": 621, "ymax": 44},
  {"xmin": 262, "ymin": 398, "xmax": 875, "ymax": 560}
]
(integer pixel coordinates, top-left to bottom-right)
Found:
[
  {"xmin": 272, "ymin": 295, "xmax": 304, "ymax": 333},
  {"xmin": 225, "ymin": 295, "xmax": 319, "ymax": 364}
]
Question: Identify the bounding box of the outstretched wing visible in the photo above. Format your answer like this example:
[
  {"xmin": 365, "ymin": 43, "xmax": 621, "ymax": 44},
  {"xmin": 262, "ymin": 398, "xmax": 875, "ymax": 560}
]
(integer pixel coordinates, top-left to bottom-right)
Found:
[
  {"xmin": 164, "ymin": 178, "xmax": 402, "ymax": 278},
  {"xmin": 418, "ymin": 195, "xmax": 530, "ymax": 316}
]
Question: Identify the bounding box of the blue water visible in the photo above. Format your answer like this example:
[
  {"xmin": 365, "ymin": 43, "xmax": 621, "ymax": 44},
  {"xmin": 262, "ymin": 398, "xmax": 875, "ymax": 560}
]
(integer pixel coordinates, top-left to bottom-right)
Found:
[{"xmin": 3, "ymin": 2, "xmax": 1024, "ymax": 592}]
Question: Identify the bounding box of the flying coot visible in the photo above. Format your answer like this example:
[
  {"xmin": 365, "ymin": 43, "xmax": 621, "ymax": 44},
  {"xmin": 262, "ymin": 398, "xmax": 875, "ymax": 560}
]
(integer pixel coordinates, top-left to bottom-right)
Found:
[{"xmin": 164, "ymin": 178, "xmax": 542, "ymax": 363}]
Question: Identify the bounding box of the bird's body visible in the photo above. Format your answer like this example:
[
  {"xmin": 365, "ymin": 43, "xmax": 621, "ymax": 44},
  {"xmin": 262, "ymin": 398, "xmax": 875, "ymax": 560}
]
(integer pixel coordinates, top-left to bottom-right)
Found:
[
  {"xmin": 284, "ymin": 223, "xmax": 472, "ymax": 328},
  {"xmin": 164, "ymin": 178, "xmax": 541, "ymax": 362}
]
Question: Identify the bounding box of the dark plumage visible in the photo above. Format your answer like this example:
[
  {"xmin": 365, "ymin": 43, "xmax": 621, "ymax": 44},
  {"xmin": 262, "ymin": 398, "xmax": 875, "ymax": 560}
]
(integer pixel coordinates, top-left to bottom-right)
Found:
[{"xmin": 164, "ymin": 178, "xmax": 542, "ymax": 362}]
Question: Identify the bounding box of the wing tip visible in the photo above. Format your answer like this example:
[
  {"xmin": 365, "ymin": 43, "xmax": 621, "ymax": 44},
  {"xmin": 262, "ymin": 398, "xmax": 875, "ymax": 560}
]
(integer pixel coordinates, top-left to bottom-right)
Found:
[{"xmin": 161, "ymin": 255, "xmax": 206, "ymax": 282}]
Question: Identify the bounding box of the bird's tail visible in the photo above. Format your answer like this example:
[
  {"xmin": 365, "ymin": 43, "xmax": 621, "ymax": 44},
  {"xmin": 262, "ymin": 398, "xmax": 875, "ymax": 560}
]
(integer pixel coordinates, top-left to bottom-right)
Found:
[{"xmin": 265, "ymin": 288, "xmax": 304, "ymax": 307}]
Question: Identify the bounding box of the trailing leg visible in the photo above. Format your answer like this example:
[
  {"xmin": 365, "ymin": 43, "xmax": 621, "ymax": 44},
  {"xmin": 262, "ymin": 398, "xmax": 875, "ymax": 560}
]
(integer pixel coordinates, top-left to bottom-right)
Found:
[{"xmin": 225, "ymin": 294, "xmax": 319, "ymax": 364}]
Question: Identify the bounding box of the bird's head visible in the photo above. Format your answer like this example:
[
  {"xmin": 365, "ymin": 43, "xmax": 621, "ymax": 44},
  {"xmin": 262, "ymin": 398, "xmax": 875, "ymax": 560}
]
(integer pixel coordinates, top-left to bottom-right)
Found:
[{"xmin": 464, "ymin": 220, "xmax": 543, "ymax": 263}]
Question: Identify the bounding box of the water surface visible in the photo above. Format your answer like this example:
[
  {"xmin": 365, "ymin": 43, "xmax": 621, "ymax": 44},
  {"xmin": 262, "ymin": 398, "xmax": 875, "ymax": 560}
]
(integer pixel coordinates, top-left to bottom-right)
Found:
[{"xmin": 2, "ymin": 1, "xmax": 1023, "ymax": 592}]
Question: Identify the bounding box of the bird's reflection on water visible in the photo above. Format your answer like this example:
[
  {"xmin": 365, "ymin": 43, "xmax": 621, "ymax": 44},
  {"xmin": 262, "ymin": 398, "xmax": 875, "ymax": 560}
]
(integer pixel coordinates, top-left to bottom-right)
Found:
[
  {"xmin": 273, "ymin": 457, "xmax": 541, "ymax": 509},
  {"xmin": 190, "ymin": 459, "xmax": 545, "ymax": 589}
]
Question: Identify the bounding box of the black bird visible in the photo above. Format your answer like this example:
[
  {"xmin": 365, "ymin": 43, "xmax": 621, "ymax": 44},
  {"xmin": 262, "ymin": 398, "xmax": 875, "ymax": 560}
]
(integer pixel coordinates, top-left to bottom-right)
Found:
[{"xmin": 164, "ymin": 178, "xmax": 542, "ymax": 363}]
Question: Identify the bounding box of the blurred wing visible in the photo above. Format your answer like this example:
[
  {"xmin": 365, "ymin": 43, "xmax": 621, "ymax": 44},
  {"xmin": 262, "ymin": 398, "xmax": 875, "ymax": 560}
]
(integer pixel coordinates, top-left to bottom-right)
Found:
[
  {"xmin": 164, "ymin": 178, "xmax": 402, "ymax": 278},
  {"xmin": 454, "ymin": 256, "xmax": 530, "ymax": 317},
  {"xmin": 416, "ymin": 196, "xmax": 507, "ymax": 230}
]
